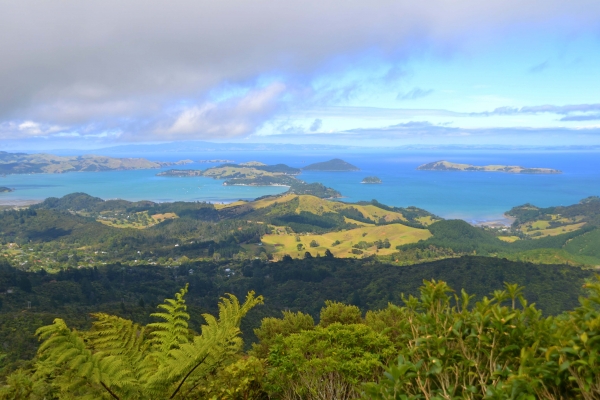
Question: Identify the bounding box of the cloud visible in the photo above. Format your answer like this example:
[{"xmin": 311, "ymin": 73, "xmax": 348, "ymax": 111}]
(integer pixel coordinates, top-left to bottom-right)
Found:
[
  {"xmin": 309, "ymin": 118, "xmax": 323, "ymax": 132},
  {"xmin": 528, "ymin": 60, "xmax": 550, "ymax": 73},
  {"xmin": 397, "ymin": 87, "xmax": 434, "ymax": 101},
  {"xmin": 155, "ymin": 82, "xmax": 286, "ymax": 140},
  {"xmin": 560, "ymin": 113, "xmax": 600, "ymax": 121},
  {"xmin": 342, "ymin": 122, "xmax": 600, "ymax": 140},
  {"xmin": 1, "ymin": 0, "xmax": 599, "ymax": 143},
  {"xmin": 473, "ymin": 103, "xmax": 600, "ymax": 117}
]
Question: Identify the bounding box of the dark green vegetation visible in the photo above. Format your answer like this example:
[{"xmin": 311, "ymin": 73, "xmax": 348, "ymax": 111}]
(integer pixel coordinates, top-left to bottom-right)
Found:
[
  {"xmin": 302, "ymin": 158, "xmax": 360, "ymax": 171},
  {"xmin": 507, "ymin": 195, "xmax": 600, "ymax": 227},
  {"xmin": 0, "ymin": 187, "xmax": 12, "ymax": 193},
  {"xmin": 417, "ymin": 160, "xmax": 562, "ymax": 174},
  {"xmin": 0, "ymin": 151, "xmax": 188, "ymax": 174},
  {"xmin": 395, "ymin": 216, "xmax": 600, "ymax": 266},
  {"xmin": 0, "ymin": 255, "xmax": 593, "ymax": 388},
  {"xmin": 1, "ymin": 263, "xmax": 599, "ymax": 398},
  {"xmin": 361, "ymin": 176, "xmax": 382, "ymax": 184}
]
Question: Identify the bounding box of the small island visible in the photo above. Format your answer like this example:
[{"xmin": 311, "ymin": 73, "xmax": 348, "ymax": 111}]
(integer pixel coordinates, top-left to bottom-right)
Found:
[
  {"xmin": 0, "ymin": 186, "xmax": 13, "ymax": 193},
  {"xmin": 157, "ymin": 169, "xmax": 203, "ymax": 177},
  {"xmin": 240, "ymin": 161, "xmax": 267, "ymax": 166},
  {"xmin": 361, "ymin": 176, "xmax": 382, "ymax": 184},
  {"xmin": 302, "ymin": 158, "xmax": 360, "ymax": 171},
  {"xmin": 417, "ymin": 160, "xmax": 562, "ymax": 174},
  {"xmin": 197, "ymin": 159, "xmax": 234, "ymax": 163}
]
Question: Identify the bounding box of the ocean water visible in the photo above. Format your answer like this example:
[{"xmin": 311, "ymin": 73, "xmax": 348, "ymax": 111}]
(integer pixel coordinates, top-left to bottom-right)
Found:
[{"xmin": 1, "ymin": 150, "xmax": 599, "ymax": 222}]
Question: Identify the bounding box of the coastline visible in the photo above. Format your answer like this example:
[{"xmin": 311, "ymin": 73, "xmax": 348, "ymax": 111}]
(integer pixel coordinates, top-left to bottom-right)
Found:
[
  {"xmin": 471, "ymin": 214, "xmax": 516, "ymax": 228},
  {"xmin": 0, "ymin": 199, "xmax": 43, "ymax": 208}
]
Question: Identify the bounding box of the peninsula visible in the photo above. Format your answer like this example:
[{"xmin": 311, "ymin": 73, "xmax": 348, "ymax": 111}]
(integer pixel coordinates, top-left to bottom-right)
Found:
[
  {"xmin": 157, "ymin": 162, "xmax": 340, "ymax": 198},
  {"xmin": 417, "ymin": 160, "xmax": 562, "ymax": 174},
  {"xmin": 0, "ymin": 186, "xmax": 13, "ymax": 193},
  {"xmin": 302, "ymin": 158, "xmax": 360, "ymax": 171},
  {"xmin": 361, "ymin": 176, "xmax": 382, "ymax": 184},
  {"xmin": 0, "ymin": 151, "xmax": 191, "ymax": 175}
]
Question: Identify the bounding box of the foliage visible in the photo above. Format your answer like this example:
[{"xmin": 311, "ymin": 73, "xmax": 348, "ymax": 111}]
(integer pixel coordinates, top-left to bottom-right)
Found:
[
  {"xmin": 364, "ymin": 277, "xmax": 600, "ymax": 399},
  {"xmin": 266, "ymin": 323, "xmax": 395, "ymax": 399},
  {"xmin": 320, "ymin": 301, "xmax": 363, "ymax": 327},
  {"xmin": 2, "ymin": 275, "xmax": 600, "ymax": 399},
  {"xmin": 251, "ymin": 311, "xmax": 315, "ymax": 358},
  {"xmin": 0, "ymin": 286, "xmax": 262, "ymax": 399}
]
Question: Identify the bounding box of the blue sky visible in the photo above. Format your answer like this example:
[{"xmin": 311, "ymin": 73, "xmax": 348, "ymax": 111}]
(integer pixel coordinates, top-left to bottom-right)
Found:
[{"xmin": 1, "ymin": 1, "xmax": 600, "ymax": 150}]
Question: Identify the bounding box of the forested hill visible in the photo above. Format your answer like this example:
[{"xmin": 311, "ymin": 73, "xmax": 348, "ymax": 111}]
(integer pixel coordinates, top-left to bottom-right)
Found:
[
  {"xmin": 0, "ymin": 255, "xmax": 592, "ymax": 377},
  {"xmin": 507, "ymin": 195, "xmax": 600, "ymax": 227}
]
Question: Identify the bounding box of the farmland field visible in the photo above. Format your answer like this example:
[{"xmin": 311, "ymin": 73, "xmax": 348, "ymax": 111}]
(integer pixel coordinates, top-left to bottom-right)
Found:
[{"xmin": 261, "ymin": 223, "xmax": 431, "ymax": 259}]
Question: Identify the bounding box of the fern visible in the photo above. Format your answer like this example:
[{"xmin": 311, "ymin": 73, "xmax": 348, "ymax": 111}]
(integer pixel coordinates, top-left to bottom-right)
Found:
[
  {"xmin": 26, "ymin": 287, "xmax": 263, "ymax": 399},
  {"xmin": 148, "ymin": 284, "xmax": 191, "ymax": 353}
]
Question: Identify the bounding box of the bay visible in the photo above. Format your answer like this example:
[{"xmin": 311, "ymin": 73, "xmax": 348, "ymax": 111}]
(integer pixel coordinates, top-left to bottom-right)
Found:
[{"xmin": 1, "ymin": 150, "xmax": 599, "ymax": 222}]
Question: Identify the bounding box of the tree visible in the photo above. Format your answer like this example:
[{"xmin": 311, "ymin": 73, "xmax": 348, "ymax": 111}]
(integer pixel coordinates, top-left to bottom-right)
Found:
[
  {"xmin": 304, "ymin": 251, "xmax": 313, "ymax": 259},
  {"xmin": 309, "ymin": 240, "xmax": 319, "ymax": 248},
  {"xmin": 17, "ymin": 276, "xmax": 31, "ymax": 293}
]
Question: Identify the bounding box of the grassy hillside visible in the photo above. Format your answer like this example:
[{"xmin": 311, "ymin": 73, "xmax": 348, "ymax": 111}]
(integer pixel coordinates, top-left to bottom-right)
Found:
[{"xmin": 261, "ymin": 223, "xmax": 431, "ymax": 259}]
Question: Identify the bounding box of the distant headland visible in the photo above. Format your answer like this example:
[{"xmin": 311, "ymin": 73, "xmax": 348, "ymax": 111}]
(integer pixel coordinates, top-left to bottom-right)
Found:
[
  {"xmin": 0, "ymin": 151, "xmax": 192, "ymax": 175},
  {"xmin": 302, "ymin": 158, "xmax": 359, "ymax": 171},
  {"xmin": 417, "ymin": 160, "xmax": 562, "ymax": 174},
  {"xmin": 0, "ymin": 186, "xmax": 13, "ymax": 193}
]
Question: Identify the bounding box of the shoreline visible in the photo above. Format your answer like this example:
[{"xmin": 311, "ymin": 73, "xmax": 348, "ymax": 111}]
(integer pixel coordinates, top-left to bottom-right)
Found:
[{"xmin": 471, "ymin": 214, "xmax": 516, "ymax": 228}]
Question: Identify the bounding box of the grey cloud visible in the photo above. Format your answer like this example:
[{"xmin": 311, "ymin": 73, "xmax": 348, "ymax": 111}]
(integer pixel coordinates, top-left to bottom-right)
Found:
[
  {"xmin": 309, "ymin": 119, "xmax": 323, "ymax": 132},
  {"xmin": 1, "ymin": 0, "xmax": 600, "ymax": 141},
  {"xmin": 342, "ymin": 123, "xmax": 600, "ymax": 138},
  {"xmin": 292, "ymin": 106, "xmax": 464, "ymax": 119},
  {"xmin": 397, "ymin": 87, "xmax": 434, "ymax": 100},
  {"xmin": 473, "ymin": 103, "xmax": 600, "ymax": 117},
  {"xmin": 560, "ymin": 114, "xmax": 600, "ymax": 121}
]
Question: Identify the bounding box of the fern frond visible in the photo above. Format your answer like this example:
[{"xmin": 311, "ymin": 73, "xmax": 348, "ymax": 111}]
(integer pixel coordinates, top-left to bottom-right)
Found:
[
  {"xmin": 148, "ymin": 290, "xmax": 263, "ymax": 398},
  {"xmin": 148, "ymin": 284, "xmax": 191, "ymax": 353}
]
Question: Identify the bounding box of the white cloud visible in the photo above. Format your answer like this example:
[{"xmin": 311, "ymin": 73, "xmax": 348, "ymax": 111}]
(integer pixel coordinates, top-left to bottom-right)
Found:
[{"xmin": 160, "ymin": 82, "xmax": 286, "ymax": 139}]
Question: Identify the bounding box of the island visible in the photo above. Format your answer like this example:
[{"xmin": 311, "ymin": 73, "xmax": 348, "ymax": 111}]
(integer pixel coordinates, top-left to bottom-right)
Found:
[
  {"xmin": 0, "ymin": 151, "xmax": 192, "ymax": 175},
  {"xmin": 197, "ymin": 159, "xmax": 234, "ymax": 163},
  {"xmin": 0, "ymin": 186, "xmax": 13, "ymax": 193},
  {"xmin": 416, "ymin": 160, "xmax": 562, "ymax": 174},
  {"xmin": 302, "ymin": 158, "xmax": 360, "ymax": 171},
  {"xmin": 240, "ymin": 161, "xmax": 266, "ymax": 166},
  {"xmin": 156, "ymin": 162, "xmax": 341, "ymax": 198},
  {"xmin": 157, "ymin": 169, "xmax": 203, "ymax": 177},
  {"xmin": 361, "ymin": 176, "xmax": 382, "ymax": 184}
]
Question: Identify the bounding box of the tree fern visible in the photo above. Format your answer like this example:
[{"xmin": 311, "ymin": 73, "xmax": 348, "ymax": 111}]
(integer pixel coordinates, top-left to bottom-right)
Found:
[
  {"xmin": 26, "ymin": 287, "xmax": 263, "ymax": 399},
  {"xmin": 148, "ymin": 284, "xmax": 191, "ymax": 353}
]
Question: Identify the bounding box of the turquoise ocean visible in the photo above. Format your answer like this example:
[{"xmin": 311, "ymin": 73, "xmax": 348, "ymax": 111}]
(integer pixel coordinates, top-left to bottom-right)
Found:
[{"xmin": 1, "ymin": 150, "xmax": 599, "ymax": 223}]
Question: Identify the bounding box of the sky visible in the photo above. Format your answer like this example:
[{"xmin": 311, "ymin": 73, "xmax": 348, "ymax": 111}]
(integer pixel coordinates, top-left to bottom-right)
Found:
[{"xmin": 2, "ymin": 0, "xmax": 600, "ymax": 150}]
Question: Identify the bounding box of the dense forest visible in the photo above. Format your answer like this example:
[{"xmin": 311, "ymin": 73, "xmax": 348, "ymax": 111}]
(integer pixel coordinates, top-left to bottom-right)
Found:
[{"xmin": 0, "ymin": 258, "xmax": 599, "ymax": 398}]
